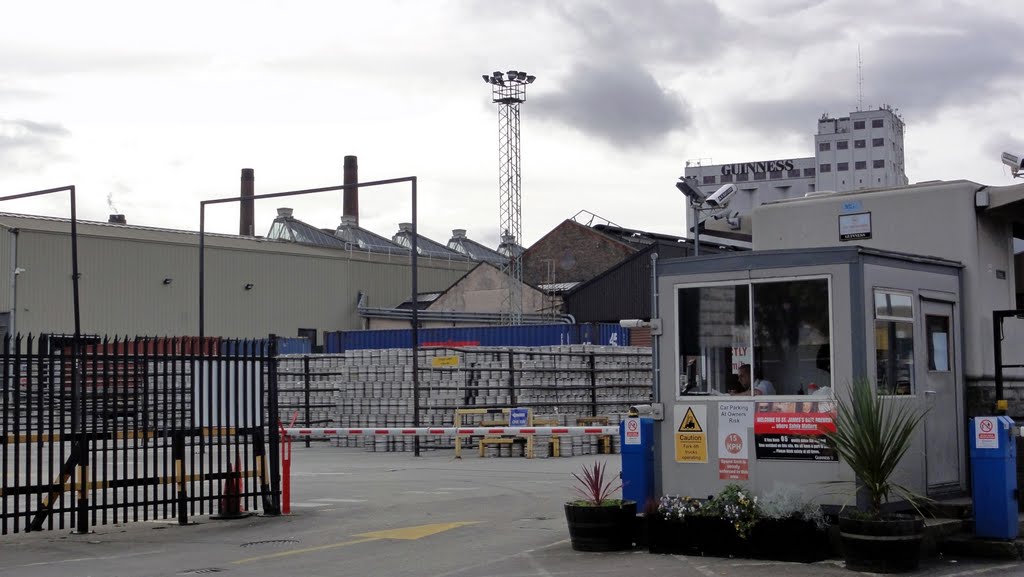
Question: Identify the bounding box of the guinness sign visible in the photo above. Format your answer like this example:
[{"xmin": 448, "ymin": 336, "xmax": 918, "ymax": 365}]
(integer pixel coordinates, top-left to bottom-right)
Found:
[{"xmin": 721, "ymin": 160, "xmax": 795, "ymax": 175}]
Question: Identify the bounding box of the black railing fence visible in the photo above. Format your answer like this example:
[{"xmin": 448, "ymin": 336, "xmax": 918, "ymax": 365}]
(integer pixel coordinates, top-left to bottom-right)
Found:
[{"xmin": 1, "ymin": 335, "xmax": 280, "ymax": 535}]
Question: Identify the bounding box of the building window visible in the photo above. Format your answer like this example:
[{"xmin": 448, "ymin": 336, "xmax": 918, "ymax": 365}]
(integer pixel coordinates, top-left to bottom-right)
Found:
[
  {"xmin": 873, "ymin": 159, "xmax": 885, "ymax": 169},
  {"xmin": 854, "ymin": 120, "xmax": 866, "ymax": 130},
  {"xmin": 837, "ymin": 162, "xmax": 849, "ymax": 171},
  {"xmin": 872, "ymin": 118, "xmax": 884, "ymax": 128},
  {"xmin": 770, "ymin": 170, "xmax": 783, "ymax": 179},
  {"xmin": 837, "ymin": 140, "xmax": 849, "ymax": 150},
  {"xmin": 720, "ymin": 174, "xmax": 733, "ymax": 183},
  {"xmin": 855, "ymin": 161, "xmax": 867, "ymax": 170},
  {"xmin": 819, "ymin": 163, "xmax": 831, "ymax": 173},
  {"xmin": 676, "ymin": 278, "xmax": 832, "ymax": 397},
  {"xmin": 819, "ymin": 142, "xmax": 831, "ymax": 152},
  {"xmin": 874, "ymin": 290, "xmax": 914, "ymax": 395},
  {"xmin": 754, "ymin": 172, "xmax": 767, "ymax": 180},
  {"xmin": 788, "ymin": 169, "xmax": 801, "ymax": 178},
  {"xmin": 803, "ymin": 167, "xmax": 816, "ymax": 177},
  {"xmin": 854, "ymin": 139, "xmax": 866, "ymax": 149},
  {"xmin": 872, "ymin": 138, "xmax": 884, "ymax": 147},
  {"xmin": 736, "ymin": 173, "xmax": 749, "ymax": 182},
  {"xmin": 703, "ymin": 175, "xmax": 717, "ymax": 185}
]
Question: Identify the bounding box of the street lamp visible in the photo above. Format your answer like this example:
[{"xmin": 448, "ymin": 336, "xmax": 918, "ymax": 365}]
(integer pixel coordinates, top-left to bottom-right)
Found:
[{"xmin": 675, "ymin": 177, "xmax": 706, "ymax": 256}]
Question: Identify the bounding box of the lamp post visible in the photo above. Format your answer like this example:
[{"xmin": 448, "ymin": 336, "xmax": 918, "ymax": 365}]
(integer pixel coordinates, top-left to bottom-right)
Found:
[
  {"xmin": 0, "ymin": 185, "xmax": 86, "ymax": 533},
  {"xmin": 675, "ymin": 177, "xmax": 705, "ymax": 256},
  {"xmin": 198, "ymin": 176, "xmax": 423, "ymax": 457}
]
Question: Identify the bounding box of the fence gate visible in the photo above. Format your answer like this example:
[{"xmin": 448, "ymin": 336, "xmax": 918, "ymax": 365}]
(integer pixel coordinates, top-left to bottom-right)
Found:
[{"xmin": 1, "ymin": 335, "xmax": 281, "ymax": 534}]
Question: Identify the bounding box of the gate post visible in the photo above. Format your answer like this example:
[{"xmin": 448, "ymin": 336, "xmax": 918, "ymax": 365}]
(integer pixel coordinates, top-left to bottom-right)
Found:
[
  {"xmin": 174, "ymin": 430, "xmax": 188, "ymax": 525},
  {"xmin": 264, "ymin": 335, "xmax": 282, "ymax": 515}
]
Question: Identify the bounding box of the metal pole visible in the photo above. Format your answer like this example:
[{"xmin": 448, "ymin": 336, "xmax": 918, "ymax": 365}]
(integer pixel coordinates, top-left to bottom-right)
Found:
[
  {"xmin": 692, "ymin": 202, "xmax": 700, "ymax": 256},
  {"xmin": 199, "ymin": 206, "xmax": 206, "ymax": 339},
  {"xmin": 650, "ymin": 253, "xmax": 660, "ymax": 403},
  {"xmin": 994, "ymin": 311, "xmax": 1007, "ymax": 407},
  {"xmin": 411, "ymin": 178, "xmax": 421, "ymax": 457}
]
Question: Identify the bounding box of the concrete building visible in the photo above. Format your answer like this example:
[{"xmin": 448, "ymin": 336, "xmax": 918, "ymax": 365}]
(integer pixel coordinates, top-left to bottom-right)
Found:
[
  {"xmin": 683, "ymin": 106, "xmax": 907, "ymax": 248},
  {"xmin": 0, "ymin": 212, "xmax": 473, "ymax": 340}
]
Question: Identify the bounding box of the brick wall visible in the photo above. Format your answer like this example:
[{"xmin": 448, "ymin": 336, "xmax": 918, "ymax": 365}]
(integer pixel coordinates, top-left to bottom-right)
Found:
[{"xmin": 522, "ymin": 220, "xmax": 637, "ymax": 287}]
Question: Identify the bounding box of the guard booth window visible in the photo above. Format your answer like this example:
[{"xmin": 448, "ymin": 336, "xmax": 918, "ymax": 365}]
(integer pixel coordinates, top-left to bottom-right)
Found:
[
  {"xmin": 676, "ymin": 277, "xmax": 832, "ymax": 397},
  {"xmin": 874, "ymin": 290, "xmax": 914, "ymax": 395}
]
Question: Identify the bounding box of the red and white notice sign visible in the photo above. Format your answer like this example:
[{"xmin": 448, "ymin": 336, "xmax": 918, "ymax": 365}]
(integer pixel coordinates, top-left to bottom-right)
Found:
[
  {"xmin": 718, "ymin": 402, "xmax": 752, "ymax": 480},
  {"xmin": 624, "ymin": 417, "xmax": 641, "ymax": 446},
  {"xmin": 975, "ymin": 417, "xmax": 999, "ymax": 449}
]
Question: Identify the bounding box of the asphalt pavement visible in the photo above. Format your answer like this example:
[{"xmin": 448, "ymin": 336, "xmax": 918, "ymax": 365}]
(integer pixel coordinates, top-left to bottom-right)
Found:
[{"xmin": 1, "ymin": 443, "xmax": 1022, "ymax": 577}]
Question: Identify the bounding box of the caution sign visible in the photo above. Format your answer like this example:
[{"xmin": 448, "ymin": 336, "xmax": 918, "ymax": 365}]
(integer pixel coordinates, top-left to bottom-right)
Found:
[{"xmin": 674, "ymin": 405, "xmax": 707, "ymax": 463}]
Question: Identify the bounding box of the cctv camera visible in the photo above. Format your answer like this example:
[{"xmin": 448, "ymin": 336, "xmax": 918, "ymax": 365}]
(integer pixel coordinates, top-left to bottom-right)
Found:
[
  {"xmin": 1002, "ymin": 152, "xmax": 1023, "ymax": 176},
  {"xmin": 704, "ymin": 183, "xmax": 737, "ymax": 208}
]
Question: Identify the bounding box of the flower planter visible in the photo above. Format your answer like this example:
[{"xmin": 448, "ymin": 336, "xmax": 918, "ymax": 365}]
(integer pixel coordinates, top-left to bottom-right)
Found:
[
  {"xmin": 839, "ymin": 514, "xmax": 923, "ymax": 573},
  {"xmin": 750, "ymin": 517, "xmax": 829, "ymax": 563},
  {"xmin": 687, "ymin": 516, "xmax": 747, "ymax": 558},
  {"xmin": 564, "ymin": 501, "xmax": 637, "ymax": 552},
  {"xmin": 645, "ymin": 515, "xmax": 698, "ymax": 555}
]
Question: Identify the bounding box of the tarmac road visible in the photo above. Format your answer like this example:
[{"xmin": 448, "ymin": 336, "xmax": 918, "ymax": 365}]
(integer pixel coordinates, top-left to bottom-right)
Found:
[{"xmin": 1, "ymin": 443, "xmax": 1021, "ymax": 577}]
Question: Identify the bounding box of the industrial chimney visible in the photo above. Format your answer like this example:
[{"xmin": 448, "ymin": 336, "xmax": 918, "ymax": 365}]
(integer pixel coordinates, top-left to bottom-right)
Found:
[
  {"xmin": 240, "ymin": 168, "xmax": 255, "ymax": 236},
  {"xmin": 343, "ymin": 155, "xmax": 358, "ymax": 227}
]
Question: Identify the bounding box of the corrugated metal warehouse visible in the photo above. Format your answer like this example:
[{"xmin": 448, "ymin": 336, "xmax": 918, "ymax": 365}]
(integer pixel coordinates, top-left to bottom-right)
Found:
[{"xmin": 0, "ymin": 212, "xmax": 473, "ymax": 340}]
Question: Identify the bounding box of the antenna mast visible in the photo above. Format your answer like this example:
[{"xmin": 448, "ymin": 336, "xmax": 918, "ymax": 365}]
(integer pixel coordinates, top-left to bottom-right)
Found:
[{"xmin": 857, "ymin": 46, "xmax": 864, "ymax": 112}]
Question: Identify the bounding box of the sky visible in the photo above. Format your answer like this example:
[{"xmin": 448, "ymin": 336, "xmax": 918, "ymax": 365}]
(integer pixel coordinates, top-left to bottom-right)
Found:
[{"xmin": 1, "ymin": 0, "xmax": 1022, "ymax": 249}]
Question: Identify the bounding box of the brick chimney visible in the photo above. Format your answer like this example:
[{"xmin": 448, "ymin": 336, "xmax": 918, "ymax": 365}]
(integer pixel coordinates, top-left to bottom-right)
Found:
[
  {"xmin": 343, "ymin": 155, "xmax": 358, "ymax": 227},
  {"xmin": 240, "ymin": 168, "xmax": 255, "ymax": 236}
]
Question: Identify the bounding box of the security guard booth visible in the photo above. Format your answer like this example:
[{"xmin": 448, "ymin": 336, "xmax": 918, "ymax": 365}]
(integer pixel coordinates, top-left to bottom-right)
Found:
[{"xmin": 655, "ymin": 246, "xmax": 964, "ymax": 505}]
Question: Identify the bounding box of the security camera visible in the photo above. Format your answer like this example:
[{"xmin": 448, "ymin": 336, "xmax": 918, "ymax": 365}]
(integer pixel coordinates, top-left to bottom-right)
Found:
[
  {"xmin": 704, "ymin": 183, "xmax": 736, "ymax": 208},
  {"xmin": 1002, "ymin": 152, "xmax": 1023, "ymax": 176}
]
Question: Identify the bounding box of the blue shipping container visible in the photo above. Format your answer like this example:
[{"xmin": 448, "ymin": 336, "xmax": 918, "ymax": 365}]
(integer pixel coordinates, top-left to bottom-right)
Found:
[
  {"xmin": 221, "ymin": 337, "xmax": 311, "ymax": 356},
  {"xmin": 323, "ymin": 323, "xmax": 628, "ymax": 353}
]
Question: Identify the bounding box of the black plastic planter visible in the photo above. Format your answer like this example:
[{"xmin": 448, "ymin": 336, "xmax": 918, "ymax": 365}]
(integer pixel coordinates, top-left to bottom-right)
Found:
[
  {"xmin": 839, "ymin": 514, "xmax": 924, "ymax": 573},
  {"xmin": 564, "ymin": 501, "xmax": 637, "ymax": 552},
  {"xmin": 750, "ymin": 517, "xmax": 830, "ymax": 563},
  {"xmin": 687, "ymin": 516, "xmax": 748, "ymax": 557},
  {"xmin": 646, "ymin": 516, "xmax": 699, "ymax": 555}
]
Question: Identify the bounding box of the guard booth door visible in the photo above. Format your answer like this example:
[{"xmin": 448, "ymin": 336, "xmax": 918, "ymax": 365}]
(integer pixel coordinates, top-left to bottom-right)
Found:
[{"xmin": 921, "ymin": 299, "xmax": 962, "ymax": 494}]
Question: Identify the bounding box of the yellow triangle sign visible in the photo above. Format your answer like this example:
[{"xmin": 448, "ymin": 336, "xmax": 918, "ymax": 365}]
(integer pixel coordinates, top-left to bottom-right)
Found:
[
  {"xmin": 678, "ymin": 407, "xmax": 703, "ymax": 433},
  {"xmin": 355, "ymin": 521, "xmax": 479, "ymax": 540}
]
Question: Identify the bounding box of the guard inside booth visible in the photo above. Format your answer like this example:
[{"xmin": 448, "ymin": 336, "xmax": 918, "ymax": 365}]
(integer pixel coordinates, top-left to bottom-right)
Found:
[{"xmin": 677, "ymin": 278, "xmax": 834, "ymax": 398}]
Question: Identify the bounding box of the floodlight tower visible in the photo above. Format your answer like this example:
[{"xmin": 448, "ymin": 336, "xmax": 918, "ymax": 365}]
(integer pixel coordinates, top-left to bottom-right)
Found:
[{"xmin": 483, "ymin": 69, "xmax": 536, "ymax": 325}]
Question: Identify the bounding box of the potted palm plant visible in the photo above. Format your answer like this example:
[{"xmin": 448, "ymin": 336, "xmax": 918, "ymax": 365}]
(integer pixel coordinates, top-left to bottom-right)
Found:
[
  {"xmin": 564, "ymin": 460, "xmax": 637, "ymax": 551},
  {"xmin": 824, "ymin": 378, "xmax": 929, "ymax": 573}
]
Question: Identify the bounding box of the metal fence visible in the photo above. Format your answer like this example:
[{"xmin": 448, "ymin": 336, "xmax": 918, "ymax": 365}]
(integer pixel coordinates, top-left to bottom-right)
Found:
[{"xmin": 1, "ymin": 335, "xmax": 281, "ymax": 535}]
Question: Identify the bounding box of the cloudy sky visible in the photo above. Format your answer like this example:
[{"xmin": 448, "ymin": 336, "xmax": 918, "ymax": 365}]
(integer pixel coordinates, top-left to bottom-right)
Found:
[{"xmin": 1, "ymin": 0, "xmax": 1022, "ymax": 248}]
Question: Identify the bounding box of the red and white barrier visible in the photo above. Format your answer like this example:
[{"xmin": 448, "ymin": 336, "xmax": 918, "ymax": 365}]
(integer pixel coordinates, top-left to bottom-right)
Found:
[{"xmin": 281, "ymin": 426, "xmax": 619, "ymax": 438}]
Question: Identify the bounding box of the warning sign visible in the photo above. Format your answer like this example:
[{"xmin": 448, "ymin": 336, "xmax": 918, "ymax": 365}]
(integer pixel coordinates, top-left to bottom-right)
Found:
[
  {"xmin": 431, "ymin": 356, "xmax": 460, "ymax": 368},
  {"xmin": 975, "ymin": 417, "xmax": 999, "ymax": 449},
  {"xmin": 679, "ymin": 408, "xmax": 703, "ymax": 433},
  {"xmin": 718, "ymin": 402, "xmax": 752, "ymax": 480},
  {"xmin": 624, "ymin": 417, "xmax": 641, "ymax": 446},
  {"xmin": 674, "ymin": 405, "xmax": 707, "ymax": 463}
]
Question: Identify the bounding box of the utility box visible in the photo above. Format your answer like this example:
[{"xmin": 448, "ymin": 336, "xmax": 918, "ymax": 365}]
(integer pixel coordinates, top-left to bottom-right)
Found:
[
  {"xmin": 969, "ymin": 416, "xmax": 1019, "ymax": 540},
  {"xmin": 620, "ymin": 417, "xmax": 655, "ymax": 508}
]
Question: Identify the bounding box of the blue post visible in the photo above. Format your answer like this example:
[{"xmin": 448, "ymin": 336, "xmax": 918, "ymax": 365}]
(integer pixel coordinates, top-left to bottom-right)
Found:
[
  {"xmin": 969, "ymin": 416, "xmax": 1019, "ymax": 540},
  {"xmin": 620, "ymin": 416, "xmax": 655, "ymax": 509}
]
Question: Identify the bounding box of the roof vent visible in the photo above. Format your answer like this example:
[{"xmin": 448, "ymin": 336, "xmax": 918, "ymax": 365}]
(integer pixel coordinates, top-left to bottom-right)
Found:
[
  {"xmin": 276, "ymin": 207, "xmax": 294, "ymax": 218},
  {"xmin": 451, "ymin": 229, "xmax": 467, "ymax": 239},
  {"xmin": 339, "ymin": 215, "xmax": 357, "ymax": 228},
  {"xmin": 398, "ymin": 222, "xmax": 413, "ymax": 233},
  {"xmin": 108, "ymin": 214, "xmax": 127, "ymax": 225}
]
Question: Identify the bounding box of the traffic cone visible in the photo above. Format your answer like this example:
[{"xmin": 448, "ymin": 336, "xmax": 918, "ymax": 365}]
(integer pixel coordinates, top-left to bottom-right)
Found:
[{"xmin": 211, "ymin": 459, "xmax": 250, "ymax": 520}]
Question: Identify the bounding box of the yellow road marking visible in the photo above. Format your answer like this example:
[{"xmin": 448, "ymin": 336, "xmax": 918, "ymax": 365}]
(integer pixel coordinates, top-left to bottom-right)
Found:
[
  {"xmin": 355, "ymin": 521, "xmax": 479, "ymax": 540},
  {"xmin": 232, "ymin": 521, "xmax": 479, "ymax": 565}
]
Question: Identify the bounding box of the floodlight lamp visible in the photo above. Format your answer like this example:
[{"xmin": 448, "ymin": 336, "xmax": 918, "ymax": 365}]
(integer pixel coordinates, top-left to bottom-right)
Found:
[
  {"xmin": 526, "ymin": 75, "xmax": 536, "ymax": 83},
  {"xmin": 507, "ymin": 70, "xmax": 518, "ymax": 78},
  {"xmin": 493, "ymin": 71, "xmax": 503, "ymax": 78},
  {"xmin": 675, "ymin": 178, "xmax": 705, "ymax": 203},
  {"xmin": 482, "ymin": 74, "xmax": 491, "ymax": 83},
  {"xmin": 517, "ymin": 71, "xmax": 527, "ymax": 80}
]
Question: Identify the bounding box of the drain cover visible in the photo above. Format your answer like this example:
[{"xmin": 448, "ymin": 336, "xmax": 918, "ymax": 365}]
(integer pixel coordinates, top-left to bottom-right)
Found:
[{"xmin": 240, "ymin": 539, "xmax": 299, "ymax": 548}]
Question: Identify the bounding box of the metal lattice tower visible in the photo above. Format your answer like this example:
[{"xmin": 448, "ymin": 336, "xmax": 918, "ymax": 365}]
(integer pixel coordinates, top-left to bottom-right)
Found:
[{"xmin": 483, "ymin": 69, "xmax": 535, "ymax": 325}]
